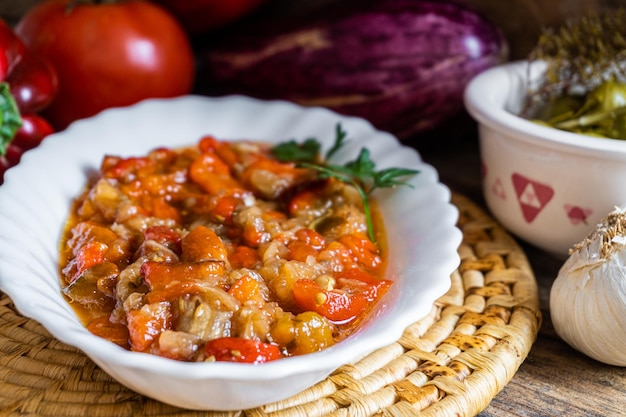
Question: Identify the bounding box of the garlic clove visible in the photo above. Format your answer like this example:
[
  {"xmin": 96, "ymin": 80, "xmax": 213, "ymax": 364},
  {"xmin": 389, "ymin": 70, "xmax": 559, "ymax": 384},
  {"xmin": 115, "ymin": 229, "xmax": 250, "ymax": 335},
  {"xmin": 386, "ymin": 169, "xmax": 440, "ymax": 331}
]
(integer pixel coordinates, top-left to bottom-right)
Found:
[{"xmin": 550, "ymin": 207, "xmax": 626, "ymax": 367}]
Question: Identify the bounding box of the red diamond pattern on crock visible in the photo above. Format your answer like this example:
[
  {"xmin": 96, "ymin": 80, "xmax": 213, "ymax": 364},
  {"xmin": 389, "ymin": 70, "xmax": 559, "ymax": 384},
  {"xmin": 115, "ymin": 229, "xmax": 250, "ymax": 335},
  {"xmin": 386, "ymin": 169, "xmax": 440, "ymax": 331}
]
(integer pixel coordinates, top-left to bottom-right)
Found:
[
  {"xmin": 492, "ymin": 178, "xmax": 506, "ymax": 200},
  {"xmin": 512, "ymin": 173, "xmax": 554, "ymax": 223},
  {"xmin": 564, "ymin": 204, "xmax": 592, "ymax": 225}
]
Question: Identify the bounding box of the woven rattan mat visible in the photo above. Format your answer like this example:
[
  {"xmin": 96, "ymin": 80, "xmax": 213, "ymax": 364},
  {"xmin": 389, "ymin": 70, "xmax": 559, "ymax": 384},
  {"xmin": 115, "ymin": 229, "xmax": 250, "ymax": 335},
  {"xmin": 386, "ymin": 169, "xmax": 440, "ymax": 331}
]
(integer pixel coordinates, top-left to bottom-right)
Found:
[{"xmin": 0, "ymin": 193, "xmax": 542, "ymax": 417}]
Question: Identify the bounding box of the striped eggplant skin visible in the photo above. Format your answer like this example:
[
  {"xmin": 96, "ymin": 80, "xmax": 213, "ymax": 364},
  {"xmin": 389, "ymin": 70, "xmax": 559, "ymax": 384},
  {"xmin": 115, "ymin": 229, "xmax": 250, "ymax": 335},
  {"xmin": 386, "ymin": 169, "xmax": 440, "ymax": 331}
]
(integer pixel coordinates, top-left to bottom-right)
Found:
[{"xmin": 199, "ymin": 0, "xmax": 508, "ymax": 139}]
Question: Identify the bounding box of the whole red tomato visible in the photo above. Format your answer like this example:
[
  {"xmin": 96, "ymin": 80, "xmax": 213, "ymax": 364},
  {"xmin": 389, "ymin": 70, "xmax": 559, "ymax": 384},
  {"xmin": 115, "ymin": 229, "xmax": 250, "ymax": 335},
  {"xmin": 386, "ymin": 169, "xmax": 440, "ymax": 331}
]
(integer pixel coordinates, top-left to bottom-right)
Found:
[
  {"xmin": 16, "ymin": 0, "xmax": 195, "ymax": 130},
  {"xmin": 153, "ymin": 0, "xmax": 269, "ymax": 35}
]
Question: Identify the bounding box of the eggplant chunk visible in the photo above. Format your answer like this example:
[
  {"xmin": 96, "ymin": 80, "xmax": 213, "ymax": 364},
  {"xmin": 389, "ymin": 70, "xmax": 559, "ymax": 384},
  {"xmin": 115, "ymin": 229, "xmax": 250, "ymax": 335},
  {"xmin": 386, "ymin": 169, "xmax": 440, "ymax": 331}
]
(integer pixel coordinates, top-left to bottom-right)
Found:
[{"xmin": 63, "ymin": 262, "xmax": 119, "ymax": 309}]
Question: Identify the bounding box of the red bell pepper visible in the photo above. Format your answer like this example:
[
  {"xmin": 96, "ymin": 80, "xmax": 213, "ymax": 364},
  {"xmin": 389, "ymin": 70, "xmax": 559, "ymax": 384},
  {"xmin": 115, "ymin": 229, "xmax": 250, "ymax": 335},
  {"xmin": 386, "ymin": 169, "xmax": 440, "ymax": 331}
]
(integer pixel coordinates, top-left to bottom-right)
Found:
[{"xmin": 0, "ymin": 19, "xmax": 57, "ymax": 184}]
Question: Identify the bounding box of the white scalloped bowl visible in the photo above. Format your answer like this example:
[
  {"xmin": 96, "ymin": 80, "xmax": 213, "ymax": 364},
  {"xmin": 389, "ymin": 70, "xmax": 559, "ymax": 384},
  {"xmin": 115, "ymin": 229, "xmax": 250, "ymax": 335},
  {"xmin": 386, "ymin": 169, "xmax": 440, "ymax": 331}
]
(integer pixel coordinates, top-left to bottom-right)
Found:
[{"xmin": 0, "ymin": 95, "xmax": 461, "ymax": 411}]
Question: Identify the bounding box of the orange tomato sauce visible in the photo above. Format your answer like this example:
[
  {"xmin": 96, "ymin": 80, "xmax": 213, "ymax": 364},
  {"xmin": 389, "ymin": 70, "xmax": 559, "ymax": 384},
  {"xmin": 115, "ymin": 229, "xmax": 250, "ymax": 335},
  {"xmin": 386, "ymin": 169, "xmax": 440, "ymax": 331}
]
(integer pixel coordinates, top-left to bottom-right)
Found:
[{"xmin": 59, "ymin": 136, "xmax": 390, "ymax": 363}]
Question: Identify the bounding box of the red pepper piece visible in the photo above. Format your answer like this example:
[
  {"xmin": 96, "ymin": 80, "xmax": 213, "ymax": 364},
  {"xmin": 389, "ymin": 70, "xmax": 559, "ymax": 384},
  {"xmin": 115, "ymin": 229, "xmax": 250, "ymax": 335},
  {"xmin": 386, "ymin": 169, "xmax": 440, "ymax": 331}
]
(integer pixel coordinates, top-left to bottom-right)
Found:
[
  {"xmin": 204, "ymin": 337, "xmax": 281, "ymax": 364},
  {"xmin": 180, "ymin": 225, "xmax": 229, "ymax": 263},
  {"xmin": 337, "ymin": 233, "xmax": 384, "ymax": 275},
  {"xmin": 87, "ymin": 316, "xmax": 130, "ymax": 349},
  {"xmin": 210, "ymin": 195, "xmax": 241, "ymax": 224},
  {"xmin": 71, "ymin": 241, "xmax": 108, "ymax": 282},
  {"xmin": 144, "ymin": 225, "xmax": 182, "ymax": 254},
  {"xmin": 127, "ymin": 302, "xmax": 172, "ymax": 352},
  {"xmin": 141, "ymin": 260, "xmax": 227, "ymax": 303},
  {"xmin": 293, "ymin": 272, "xmax": 392, "ymax": 324},
  {"xmin": 228, "ymin": 245, "xmax": 261, "ymax": 269},
  {"xmin": 228, "ymin": 275, "xmax": 265, "ymax": 307}
]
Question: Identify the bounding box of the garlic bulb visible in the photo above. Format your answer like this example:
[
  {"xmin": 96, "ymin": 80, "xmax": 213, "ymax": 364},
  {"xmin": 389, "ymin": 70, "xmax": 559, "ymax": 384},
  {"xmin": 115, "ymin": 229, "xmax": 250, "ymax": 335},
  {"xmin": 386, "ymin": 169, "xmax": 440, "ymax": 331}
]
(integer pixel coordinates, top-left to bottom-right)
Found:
[{"xmin": 550, "ymin": 207, "xmax": 626, "ymax": 366}]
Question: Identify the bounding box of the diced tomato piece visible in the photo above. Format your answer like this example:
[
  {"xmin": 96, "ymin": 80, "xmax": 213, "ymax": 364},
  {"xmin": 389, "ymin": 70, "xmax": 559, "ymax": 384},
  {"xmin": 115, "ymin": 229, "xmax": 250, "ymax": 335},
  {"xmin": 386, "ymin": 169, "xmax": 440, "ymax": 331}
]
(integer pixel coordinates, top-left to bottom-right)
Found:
[
  {"xmin": 127, "ymin": 302, "xmax": 172, "ymax": 352},
  {"xmin": 119, "ymin": 179, "xmax": 148, "ymax": 200},
  {"xmin": 71, "ymin": 241, "xmax": 108, "ymax": 282},
  {"xmin": 181, "ymin": 192, "xmax": 213, "ymax": 215},
  {"xmin": 292, "ymin": 279, "xmax": 368, "ymax": 323},
  {"xmin": 262, "ymin": 210, "xmax": 286, "ymax": 221},
  {"xmin": 228, "ymin": 275, "xmax": 265, "ymax": 307},
  {"xmin": 336, "ymin": 272, "xmax": 393, "ymax": 304},
  {"xmin": 194, "ymin": 151, "xmax": 230, "ymax": 175},
  {"xmin": 180, "ymin": 225, "xmax": 228, "ymax": 263},
  {"xmin": 249, "ymin": 158, "xmax": 304, "ymax": 179},
  {"xmin": 241, "ymin": 221, "xmax": 267, "ymax": 247},
  {"xmin": 338, "ymin": 233, "xmax": 384, "ymax": 274},
  {"xmin": 198, "ymin": 135, "xmax": 222, "ymax": 154},
  {"xmin": 189, "ymin": 152, "xmax": 243, "ymax": 195},
  {"xmin": 288, "ymin": 228, "xmax": 326, "ymax": 261},
  {"xmin": 293, "ymin": 274, "xmax": 392, "ymax": 324},
  {"xmin": 338, "ymin": 267, "xmax": 392, "ymax": 298},
  {"xmin": 100, "ymin": 155, "xmax": 121, "ymax": 172},
  {"xmin": 192, "ymin": 170, "xmax": 243, "ymax": 196},
  {"xmin": 204, "ymin": 337, "xmax": 281, "ymax": 364},
  {"xmin": 141, "ymin": 260, "xmax": 226, "ymax": 287},
  {"xmin": 287, "ymin": 240, "xmax": 318, "ymax": 262},
  {"xmin": 316, "ymin": 241, "xmax": 355, "ymax": 269},
  {"xmin": 150, "ymin": 196, "xmax": 181, "ymax": 223},
  {"xmin": 87, "ymin": 316, "xmax": 130, "ymax": 349},
  {"xmin": 229, "ymin": 246, "xmax": 261, "ymax": 269},
  {"xmin": 144, "ymin": 225, "xmax": 182, "ymax": 253},
  {"xmin": 104, "ymin": 156, "xmax": 154, "ymax": 181},
  {"xmin": 147, "ymin": 147, "xmax": 178, "ymax": 166},
  {"xmin": 288, "ymin": 189, "xmax": 316, "ymax": 216},
  {"xmin": 294, "ymin": 228, "xmax": 325, "ymax": 249},
  {"xmin": 141, "ymin": 172, "xmax": 183, "ymax": 197},
  {"xmin": 288, "ymin": 182, "xmax": 328, "ymax": 216},
  {"xmin": 240, "ymin": 158, "xmax": 310, "ymax": 194},
  {"xmin": 67, "ymin": 221, "xmax": 119, "ymax": 255},
  {"xmin": 146, "ymin": 280, "xmax": 208, "ymax": 304},
  {"xmin": 198, "ymin": 135, "xmax": 239, "ymax": 167},
  {"xmin": 62, "ymin": 222, "xmax": 131, "ymax": 280},
  {"xmin": 141, "ymin": 260, "xmax": 226, "ymax": 303},
  {"xmin": 210, "ymin": 195, "xmax": 241, "ymax": 224}
]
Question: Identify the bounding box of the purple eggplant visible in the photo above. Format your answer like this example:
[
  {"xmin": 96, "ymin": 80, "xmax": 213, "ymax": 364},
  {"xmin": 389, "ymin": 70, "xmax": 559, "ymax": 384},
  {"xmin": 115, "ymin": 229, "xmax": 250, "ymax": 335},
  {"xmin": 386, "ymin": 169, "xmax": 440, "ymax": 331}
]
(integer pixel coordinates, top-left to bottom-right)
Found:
[{"xmin": 198, "ymin": 0, "xmax": 508, "ymax": 139}]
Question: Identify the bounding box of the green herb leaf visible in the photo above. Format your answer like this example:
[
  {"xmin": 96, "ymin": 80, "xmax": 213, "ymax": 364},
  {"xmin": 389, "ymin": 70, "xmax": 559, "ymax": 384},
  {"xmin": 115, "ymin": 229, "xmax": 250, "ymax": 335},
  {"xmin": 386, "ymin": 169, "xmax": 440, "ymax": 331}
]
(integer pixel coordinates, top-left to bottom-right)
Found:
[
  {"xmin": 273, "ymin": 123, "xmax": 419, "ymax": 243},
  {"xmin": 342, "ymin": 148, "xmax": 376, "ymax": 185},
  {"xmin": 324, "ymin": 123, "xmax": 348, "ymax": 160},
  {"xmin": 0, "ymin": 82, "xmax": 22, "ymax": 156},
  {"xmin": 271, "ymin": 138, "xmax": 320, "ymax": 163},
  {"xmin": 372, "ymin": 167, "xmax": 419, "ymax": 193}
]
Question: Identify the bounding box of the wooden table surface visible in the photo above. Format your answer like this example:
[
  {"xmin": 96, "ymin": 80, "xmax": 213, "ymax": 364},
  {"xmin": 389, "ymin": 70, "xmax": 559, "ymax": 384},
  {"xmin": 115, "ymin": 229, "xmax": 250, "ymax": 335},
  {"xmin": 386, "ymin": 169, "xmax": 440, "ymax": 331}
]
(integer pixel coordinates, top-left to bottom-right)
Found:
[{"xmin": 416, "ymin": 116, "xmax": 626, "ymax": 417}]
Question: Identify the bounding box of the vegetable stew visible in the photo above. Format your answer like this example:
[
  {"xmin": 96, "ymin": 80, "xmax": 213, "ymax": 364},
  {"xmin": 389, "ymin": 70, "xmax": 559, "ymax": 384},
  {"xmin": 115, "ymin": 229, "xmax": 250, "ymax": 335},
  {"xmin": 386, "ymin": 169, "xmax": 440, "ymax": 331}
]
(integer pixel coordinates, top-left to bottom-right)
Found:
[{"xmin": 59, "ymin": 135, "xmax": 391, "ymax": 363}]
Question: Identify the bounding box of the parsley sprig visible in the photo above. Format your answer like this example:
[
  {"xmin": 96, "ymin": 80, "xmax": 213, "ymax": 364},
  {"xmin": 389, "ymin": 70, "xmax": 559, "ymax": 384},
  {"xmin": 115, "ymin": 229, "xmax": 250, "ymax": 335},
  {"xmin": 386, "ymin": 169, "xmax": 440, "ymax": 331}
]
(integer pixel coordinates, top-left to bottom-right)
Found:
[{"xmin": 271, "ymin": 124, "xmax": 419, "ymax": 243}]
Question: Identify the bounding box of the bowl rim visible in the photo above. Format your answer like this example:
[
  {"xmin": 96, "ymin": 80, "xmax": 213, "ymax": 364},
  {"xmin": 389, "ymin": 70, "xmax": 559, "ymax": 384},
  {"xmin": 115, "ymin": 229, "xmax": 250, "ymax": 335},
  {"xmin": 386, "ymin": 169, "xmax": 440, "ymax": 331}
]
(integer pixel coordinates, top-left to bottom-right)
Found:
[{"xmin": 464, "ymin": 60, "xmax": 626, "ymax": 156}]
